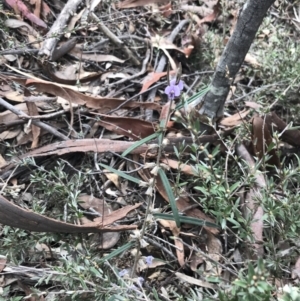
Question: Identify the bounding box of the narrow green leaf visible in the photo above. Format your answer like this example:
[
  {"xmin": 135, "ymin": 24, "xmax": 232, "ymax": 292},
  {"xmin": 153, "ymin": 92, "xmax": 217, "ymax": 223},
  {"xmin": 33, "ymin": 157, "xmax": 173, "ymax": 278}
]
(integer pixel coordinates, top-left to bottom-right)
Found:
[
  {"xmin": 100, "ymin": 241, "xmax": 135, "ymax": 263},
  {"xmin": 121, "ymin": 132, "xmax": 159, "ymax": 157},
  {"xmin": 176, "ymin": 86, "xmax": 209, "ymax": 110},
  {"xmin": 158, "ymin": 169, "xmax": 180, "ymax": 227},
  {"xmin": 153, "ymin": 213, "xmax": 219, "ymax": 228},
  {"xmin": 99, "ymin": 163, "xmax": 140, "ymax": 184}
]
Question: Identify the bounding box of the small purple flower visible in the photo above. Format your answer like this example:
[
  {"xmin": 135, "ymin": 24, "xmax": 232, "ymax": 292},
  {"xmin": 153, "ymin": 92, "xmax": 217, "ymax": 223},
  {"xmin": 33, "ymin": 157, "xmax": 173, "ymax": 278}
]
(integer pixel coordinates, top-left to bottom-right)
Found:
[
  {"xmin": 119, "ymin": 269, "xmax": 128, "ymax": 277},
  {"xmin": 145, "ymin": 255, "xmax": 154, "ymax": 266},
  {"xmin": 137, "ymin": 277, "xmax": 144, "ymax": 286},
  {"xmin": 164, "ymin": 79, "xmax": 184, "ymax": 100}
]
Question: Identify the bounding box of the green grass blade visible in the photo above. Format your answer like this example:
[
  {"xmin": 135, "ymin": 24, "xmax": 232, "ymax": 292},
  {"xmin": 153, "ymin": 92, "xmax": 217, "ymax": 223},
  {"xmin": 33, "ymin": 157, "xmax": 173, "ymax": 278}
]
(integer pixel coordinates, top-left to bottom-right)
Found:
[
  {"xmin": 100, "ymin": 241, "xmax": 135, "ymax": 263},
  {"xmin": 121, "ymin": 132, "xmax": 160, "ymax": 157},
  {"xmin": 99, "ymin": 163, "xmax": 141, "ymax": 184},
  {"xmin": 153, "ymin": 213, "xmax": 219, "ymax": 229},
  {"xmin": 176, "ymin": 86, "xmax": 210, "ymax": 110},
  {"xmin": 158, "ymin": 169, "xmax": 180, "ymax": 228}
]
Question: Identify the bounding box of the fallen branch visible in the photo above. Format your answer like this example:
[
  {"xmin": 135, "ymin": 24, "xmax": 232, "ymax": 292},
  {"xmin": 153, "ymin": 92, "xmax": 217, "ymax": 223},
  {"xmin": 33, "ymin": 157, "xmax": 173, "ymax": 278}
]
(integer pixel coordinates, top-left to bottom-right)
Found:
[{"xmin": 39, "ymin": 0, "xmax": 82, "ymax": 58}]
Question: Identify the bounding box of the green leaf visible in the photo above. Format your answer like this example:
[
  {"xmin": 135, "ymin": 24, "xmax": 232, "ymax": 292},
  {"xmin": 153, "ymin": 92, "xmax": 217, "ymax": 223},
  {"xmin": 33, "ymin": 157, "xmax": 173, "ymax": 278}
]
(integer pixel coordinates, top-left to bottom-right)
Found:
[
  {"xmin": 176, "ymin": 86, "xmax": 210, "ymax": 110},
  {"xmin": 153, "ymin": 213, "xmax": 219, "ymax": 228},
  {"xmin": 158, "ymin": 169, "xmax": 181, "ymax": 227},
  {"xmin": 100, "ymin": 241, "xmax": 135, "ymax": 263},
  {"xmin": 121, "ymin": 132, "xmax": 159, "ymax": 157},
  {"xmin": 98, "ymin": 163, "xmax": 141, "ymax": 184}
]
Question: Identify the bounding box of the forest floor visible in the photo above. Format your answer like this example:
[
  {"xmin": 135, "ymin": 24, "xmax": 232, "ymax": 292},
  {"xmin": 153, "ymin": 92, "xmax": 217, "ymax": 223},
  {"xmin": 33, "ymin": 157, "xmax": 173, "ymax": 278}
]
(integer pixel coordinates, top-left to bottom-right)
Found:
[{"xmin": 1, "ymin": 0, "xmax": 300, "ymax": 300}]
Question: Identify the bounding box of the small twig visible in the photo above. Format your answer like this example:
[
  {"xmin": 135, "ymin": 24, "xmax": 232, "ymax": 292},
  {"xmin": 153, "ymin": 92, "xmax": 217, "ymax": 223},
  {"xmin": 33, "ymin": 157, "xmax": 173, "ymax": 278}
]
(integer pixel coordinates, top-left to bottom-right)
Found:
[
  {"xmin": 144, "ymin": 236, "xmax": 177, "ymax": 260},
  {"xmin": 108, "ymin": 49, "xmax": 151, "ymax": 87},
  {"xmin": 0, "ymin": 97, "xmax": 69, "ymax": 141},
  {"xmin": 90, "ymin": 13, "xmax": 140, "ymax": 66},
  {"xmin": 90, "ymin": 34, "xmax": 147, "ymax": 50}
]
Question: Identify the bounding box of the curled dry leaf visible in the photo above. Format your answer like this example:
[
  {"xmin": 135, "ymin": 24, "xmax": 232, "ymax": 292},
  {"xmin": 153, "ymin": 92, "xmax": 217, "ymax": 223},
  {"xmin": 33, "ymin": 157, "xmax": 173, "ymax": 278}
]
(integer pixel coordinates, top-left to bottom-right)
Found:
[{"xmin": 220, "ymin": 109, "xmax": 250, "ymax": 127}]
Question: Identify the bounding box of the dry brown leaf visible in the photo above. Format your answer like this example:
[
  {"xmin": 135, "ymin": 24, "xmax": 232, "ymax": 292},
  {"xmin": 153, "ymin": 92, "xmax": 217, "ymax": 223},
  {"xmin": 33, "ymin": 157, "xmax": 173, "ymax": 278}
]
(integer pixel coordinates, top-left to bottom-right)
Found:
[
  {"xmin": 252, "ymin": 116, "xmax": 279, "ymax": 167},
  {"xmin": 25, "ymin": 79, "xmax": 161, "ymax": 112},
  {"xmin": 197, "ymin": 0, "xmax": 221, "ymax": 24},
  {"xmin": 104, "ymin": 171, "xmax": 120, "ymax": 190},
  {"xmin": 245, "ymin": 101, "xmax": 262, "ymax": 110},
  {"xmin": 65, "ymin": 8, "xmax": 85, "ymax": 38},
  {"xmin": 190, "ymin": 253, "xmax": 204, "ymax": 271},
  {"xmin": 265, "ymin": 112, "xmax": 300, "ymax": 147},
  {"xmin": 0, "ymin": 257, "xmax": 7, "ymax": 273},
  {"xmin": 3, "ymin": 91, "xmax": 24, "ymax": 102},
  {"xmin": 245, "ymin": 53, "xmax": 261, "ymax": 68},
  {"xmin": 0, "ymin": 194, "xmax": 140, "ymax": 233},
  {"xmin": 0, "ymin": 103, "xmax": 29, "ymax": 123},
  {"xmin": 141, "ymin": 70, "xmax": 175, "ymax": 93},
  {"xmin": 236, "ymin": 144, "xmax": 266, "ymax": 258},
  {"xmin": 175, "ymin": 272, "xmax": 216, "ymax": 288},
  {"xmin": 292, "ymin": 256, "xmax": 300, "ymax": 279},
  {"xmin": 151, "ymin": 35, "xmax": 186, "ymax": 68},
  {"xmin": 158, "ymin": 219, "xmax": 184, "ymax": 266},
  {"xmin": 220, "ymin": 109, "xmax": 250, "ymax": 127},
  {"xmin": 26, "ymin": 101, "xmax": 40, "ymax": 148},
  {"xmin": 92, "ymin": 114, "xmax": 156, "ymax": 140},
  {"xmin": 161, "ymin": 158, "xmax": 195, "ymax": 175},
  {"xmin": 0, "ymin": 128, "xmax": 22, "ymax": 140},
  {"xmin": 160, "ymin": 2, "xmax": 172, "ymax": 17}
]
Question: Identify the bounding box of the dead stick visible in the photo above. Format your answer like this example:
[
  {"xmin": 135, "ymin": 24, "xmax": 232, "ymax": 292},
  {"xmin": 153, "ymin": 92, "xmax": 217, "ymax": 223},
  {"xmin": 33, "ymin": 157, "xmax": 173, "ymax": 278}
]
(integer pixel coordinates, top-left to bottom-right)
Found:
[
  {"xmin": 39, "ymin": 0, "xmax": 82, "ymax": 58},
  {"xmin": 0, "ymin": 97, "xmax": 69, "ymax": 141}
]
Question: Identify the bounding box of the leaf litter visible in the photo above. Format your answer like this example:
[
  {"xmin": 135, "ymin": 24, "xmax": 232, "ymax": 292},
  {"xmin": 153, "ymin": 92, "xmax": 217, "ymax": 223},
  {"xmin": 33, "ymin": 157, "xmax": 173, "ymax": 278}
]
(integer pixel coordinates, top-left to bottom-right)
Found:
[{"xmin": 0, "ymin": 0, "xmax": 300, "ymax": 299}]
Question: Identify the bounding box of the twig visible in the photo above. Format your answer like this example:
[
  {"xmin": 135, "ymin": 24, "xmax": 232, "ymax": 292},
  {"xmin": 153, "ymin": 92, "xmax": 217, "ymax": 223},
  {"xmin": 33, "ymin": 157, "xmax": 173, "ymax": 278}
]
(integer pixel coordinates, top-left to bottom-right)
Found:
[
  {"xmin": 90, "ymin": 13, "xmax": 140, "ymax": 66},
  {"xmin": 39, "ymin": 0, "xmax": 82, "ymax": 58},
  {"xmin": 0, "ymin": 97, "xmax": 69, "ymax": 141},
  {"xmin": 90, "ymin": 34, "xmax": 147, "ymax": 50},
  {"xmin": 108, "ymin": 49, "xmax": 151, "ymax": 87},
  {"xmin": 0, "ymin": 49, "xmax": 39, "ymax": 55}
]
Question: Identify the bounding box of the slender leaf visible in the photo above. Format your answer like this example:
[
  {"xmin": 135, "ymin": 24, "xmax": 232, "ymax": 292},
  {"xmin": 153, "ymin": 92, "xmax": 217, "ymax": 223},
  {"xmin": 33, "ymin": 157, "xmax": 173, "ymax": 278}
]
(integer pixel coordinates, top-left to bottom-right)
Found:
[
  {"xmin": 121, "ymin": 132, "xmax": 159, "ymax": 157},
  {"xmin": 100, "ymin": 241, "xmax": 135, "ymax": 263},
  {"xmin": 158, "ymin": 169, "xmax": 180, "ymax": 227},
  {"xmin": 99, "ymin": 163, "xmax": 140, "ymax": 184},
  {"xmin": 176, "ymin": 86, "xmax": 210, "ymax": 110}
]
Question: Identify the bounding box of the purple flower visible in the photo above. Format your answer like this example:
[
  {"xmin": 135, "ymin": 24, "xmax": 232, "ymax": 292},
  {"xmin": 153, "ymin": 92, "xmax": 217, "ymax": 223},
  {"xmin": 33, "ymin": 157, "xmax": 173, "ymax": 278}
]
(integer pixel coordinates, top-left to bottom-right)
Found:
[
  {"xmin": 145, "ymin": 255, "xmax": 154, "ymax": 266},
  {"xmin": 137, "ymin": 277, "xmax": 144, "ymax": 286},
  {"xmin": 119, "ymin": 269, "xmax": 128, "ymax": 277},
  {"xmin": 164, "ymin": 79, "xmax": 184, "ymax": 100}
]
